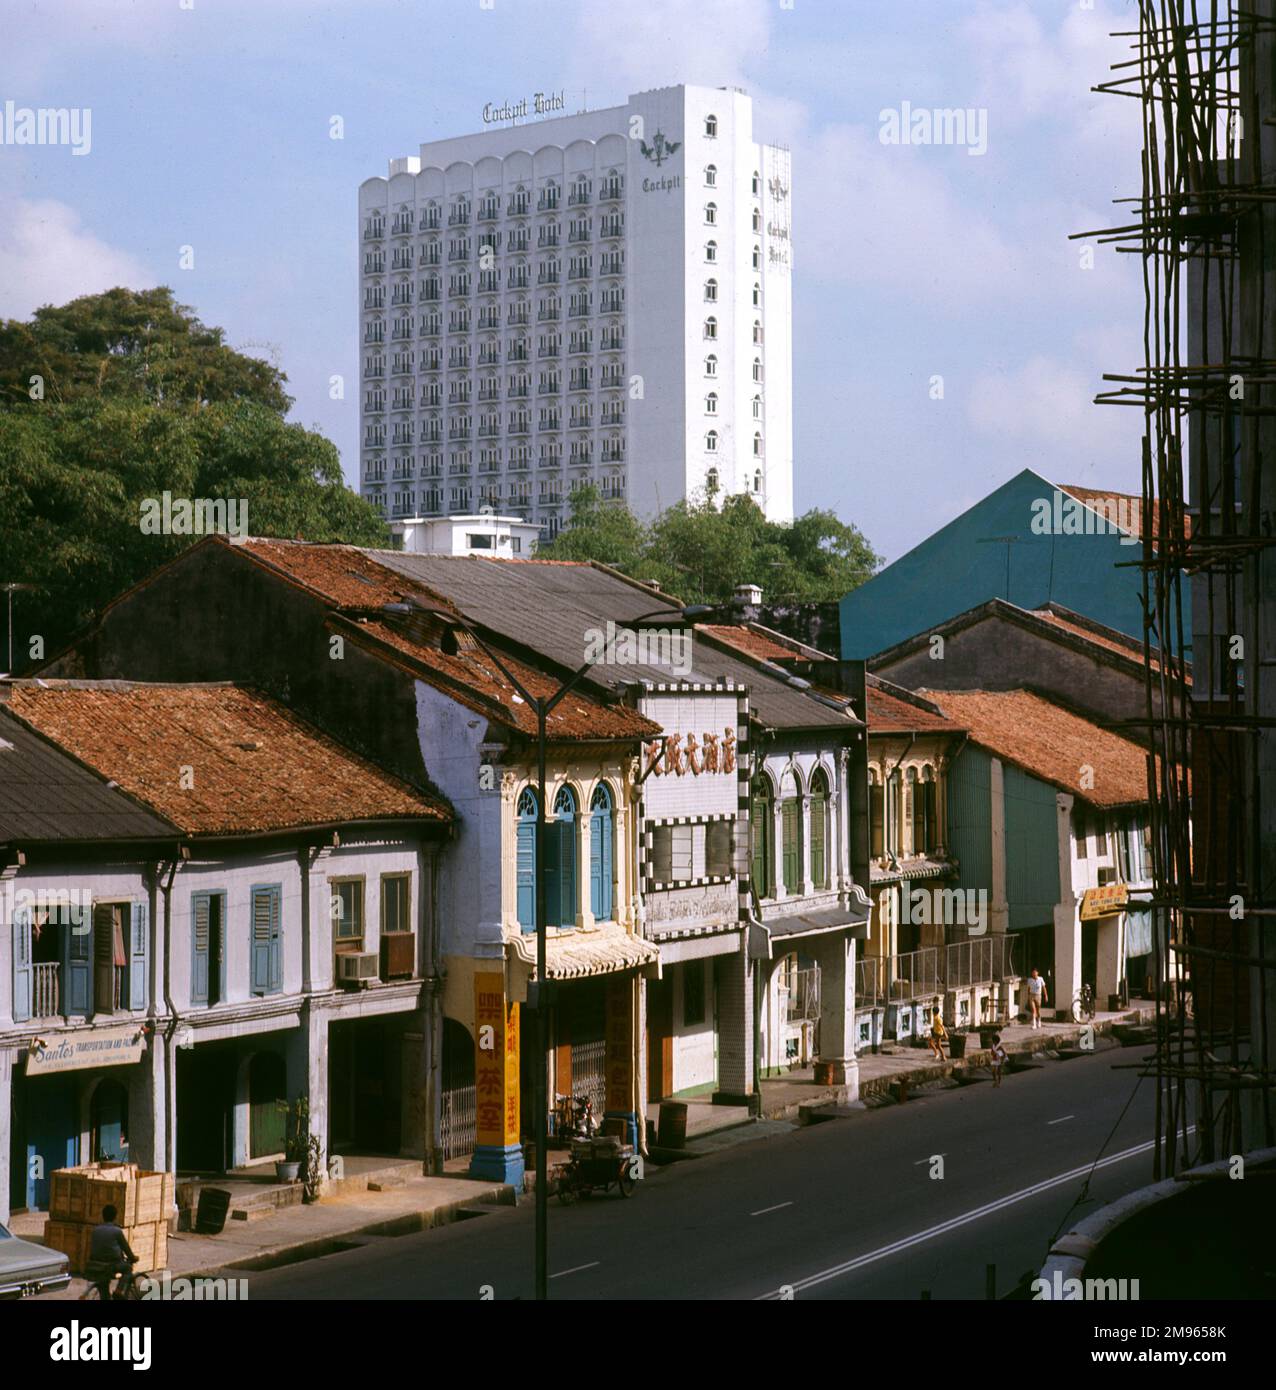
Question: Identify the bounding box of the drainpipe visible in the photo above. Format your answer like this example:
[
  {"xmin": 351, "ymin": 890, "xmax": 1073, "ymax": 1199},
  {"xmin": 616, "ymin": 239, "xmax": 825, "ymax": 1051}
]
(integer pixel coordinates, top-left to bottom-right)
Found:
[
  {"xmin": 157, "ymin": 857, "xmax": 180, "ymax": 1176},
  {"xmin": 423, "ymin": 844, "xmax": 444, "ymax": 1175}
]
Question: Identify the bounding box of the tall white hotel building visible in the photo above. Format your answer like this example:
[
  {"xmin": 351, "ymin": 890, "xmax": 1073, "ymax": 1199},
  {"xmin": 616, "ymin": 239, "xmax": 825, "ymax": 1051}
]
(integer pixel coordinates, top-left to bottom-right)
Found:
[{"xmin": 358, "ymin": 84, "xmax": 793, "ymax": 537}]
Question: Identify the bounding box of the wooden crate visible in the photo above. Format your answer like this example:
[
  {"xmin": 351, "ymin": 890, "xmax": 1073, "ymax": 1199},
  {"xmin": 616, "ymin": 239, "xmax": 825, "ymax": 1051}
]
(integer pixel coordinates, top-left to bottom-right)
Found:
[
  {"xmin": 44, "ymin": 1220, "xmax": 93, "ymax": 1275},
  {"xmin": 130, "ymin": 1170, "xmax": 175, "ymax": 1226},
  {"xmin": 49, "ymin": 1164, "xmax": 133, "ymax": 1224},
  {"xmin": 124, "ymin": 1221, "xmax": 168, "ymax": 1274}
]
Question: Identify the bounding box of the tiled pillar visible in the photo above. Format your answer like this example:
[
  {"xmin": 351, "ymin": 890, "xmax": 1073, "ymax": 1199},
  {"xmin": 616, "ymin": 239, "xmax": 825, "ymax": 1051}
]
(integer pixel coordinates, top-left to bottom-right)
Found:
[
  {"xmin": 811, "ymin": 933, "xmax": 859, "ymax": 1098},
  {"xmin": 469, "ymin": 970, "xmax": 525, "ymax": 1184},
  {"xmin": 714, "ymin": 942, "xmax": 754, "ymax": 1105}
]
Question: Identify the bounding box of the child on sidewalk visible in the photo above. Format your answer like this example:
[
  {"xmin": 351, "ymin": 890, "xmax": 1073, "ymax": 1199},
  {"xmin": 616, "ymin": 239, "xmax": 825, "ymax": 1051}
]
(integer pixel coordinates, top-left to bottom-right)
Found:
[
  {"xmin": 927, "ymin": 1007, "xmax": 947, "ymax": 1060},
  {"xmin": 989, "ymin": 1033, "xmax": 1007, "ymax": 1088}
]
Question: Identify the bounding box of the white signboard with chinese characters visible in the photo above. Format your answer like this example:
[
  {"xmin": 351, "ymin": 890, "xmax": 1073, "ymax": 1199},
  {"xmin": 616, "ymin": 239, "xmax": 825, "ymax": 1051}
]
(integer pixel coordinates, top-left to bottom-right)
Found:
[{"xmin": 639, "ymin": 691, "xmax": 740, "ymax": 820}]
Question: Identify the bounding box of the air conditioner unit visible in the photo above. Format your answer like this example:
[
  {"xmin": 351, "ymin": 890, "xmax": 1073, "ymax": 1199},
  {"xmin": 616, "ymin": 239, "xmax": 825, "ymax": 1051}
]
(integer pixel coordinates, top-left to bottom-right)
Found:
[
  {"xmin": 337, "ymin": 952, "xmax": 379, "ymax": 987},
  {"xmin": 380, "ymin": 932, "xmax": 415, "ymax": 981}
]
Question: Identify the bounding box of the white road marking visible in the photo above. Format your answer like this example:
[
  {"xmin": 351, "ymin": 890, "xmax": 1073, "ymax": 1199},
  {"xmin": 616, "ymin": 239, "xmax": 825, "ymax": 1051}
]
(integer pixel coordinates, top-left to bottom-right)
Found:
[
  {"xmin": 750, "ymin": 1201, "xmax": 794, "ymax": 1217},
  {"xmin": 756, "ymin": 1131, "xmax": 1194, "ymax": 1300},
  {"xmin": 550, "ymin": 1261, "xmax": 600, "ymax": 1279},
  {"xmin": 1048, "ymin": 1115, "xmax": 1075, "ymax": 1126}
]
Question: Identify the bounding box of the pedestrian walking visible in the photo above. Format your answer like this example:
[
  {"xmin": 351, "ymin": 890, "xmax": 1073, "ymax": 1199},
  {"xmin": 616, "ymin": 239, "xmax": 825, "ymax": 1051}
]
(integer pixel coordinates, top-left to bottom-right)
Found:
[
  {"xmin": 926, "ymin": 1007, "xmax": 947, "ymax": 1060},
  {"xmin": 1027, "ymin": 967, "xmax": 1048, "ymax": 1029},
  {"xmin": 989, "ymin": 1033, "xmax": 1007, "ymax": 1088}
]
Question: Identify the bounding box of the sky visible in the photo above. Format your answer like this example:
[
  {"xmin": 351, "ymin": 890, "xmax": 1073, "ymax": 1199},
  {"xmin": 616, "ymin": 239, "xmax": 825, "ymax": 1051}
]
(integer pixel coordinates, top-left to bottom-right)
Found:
[{"xmin": 0, "ymin": 0, "xmax": 1147, "ymax": 564}]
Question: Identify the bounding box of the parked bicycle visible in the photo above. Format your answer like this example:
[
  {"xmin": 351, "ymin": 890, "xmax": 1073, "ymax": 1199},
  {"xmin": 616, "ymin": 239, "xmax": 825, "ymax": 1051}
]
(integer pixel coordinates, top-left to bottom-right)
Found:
[
  {"xmin": 1070, "ymin": 982, "xmax": 1096, "ymax": 1023},
  {"xmin": 553, "ymin": 1092, "xmax": 598, "ymax": 1141}
]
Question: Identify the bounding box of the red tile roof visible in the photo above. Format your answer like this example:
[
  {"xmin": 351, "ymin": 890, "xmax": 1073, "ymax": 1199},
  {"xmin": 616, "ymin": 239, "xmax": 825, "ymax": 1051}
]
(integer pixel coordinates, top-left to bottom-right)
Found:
[
  {"xmin": 3, "ymin": 682, "xmax": 452, "ymax": 836},
  {"xmin": 238, "ymin": 538, "xmax": 456, "ymax": 612},
  {"xmin": 915, "ymin": 688, "xmax": 1151, "ymax": 809},
  {"xmin": 1058, "ymin": 485, "xmax": 1192, "ymax": 544},
  {"xmin": 697, "ymin": 624, "xmax": 803, "ymax": 663},
  {"xmin": 867, "ymin": 683, "xmax": 962, "ymax": 735},
  {"xmin": 344, "ymin": 620, "xmax": 661, "ymax": 743}
]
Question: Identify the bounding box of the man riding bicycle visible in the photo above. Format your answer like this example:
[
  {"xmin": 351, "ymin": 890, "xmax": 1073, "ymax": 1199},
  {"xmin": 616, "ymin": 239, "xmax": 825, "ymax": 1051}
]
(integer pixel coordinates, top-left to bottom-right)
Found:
[{"xmin": 84, "ymin": 1204, "xmax": 138, "ymax": 1300}]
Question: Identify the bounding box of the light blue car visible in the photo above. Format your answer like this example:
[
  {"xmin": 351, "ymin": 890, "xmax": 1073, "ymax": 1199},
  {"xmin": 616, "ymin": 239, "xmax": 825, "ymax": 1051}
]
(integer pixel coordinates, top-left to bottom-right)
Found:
[{"xmin": 0, "ymin": 1223, "xmax": 71, "ymax": 1299}]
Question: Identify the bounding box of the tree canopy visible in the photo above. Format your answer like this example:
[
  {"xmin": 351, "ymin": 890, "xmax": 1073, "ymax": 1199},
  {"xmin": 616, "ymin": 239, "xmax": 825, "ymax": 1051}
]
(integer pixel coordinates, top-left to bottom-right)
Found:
[
  {"xmin": 0, "ymin": 287, "xmax": 386, "ymax": 671},
  {"xmin": 538, "ymin": 485, "xmax": 880, "ymax": 605}
]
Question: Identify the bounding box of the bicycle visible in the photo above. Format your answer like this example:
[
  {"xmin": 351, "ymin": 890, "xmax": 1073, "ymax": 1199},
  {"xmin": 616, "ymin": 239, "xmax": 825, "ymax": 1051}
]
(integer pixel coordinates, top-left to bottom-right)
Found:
[
  {"xmin": 1070, "ymin": 982, "xmax": 1096, "ymax": 1024},
  {"xmin": 79, "ymin": 1261, "xmax": 144, "ymax": 1301}
]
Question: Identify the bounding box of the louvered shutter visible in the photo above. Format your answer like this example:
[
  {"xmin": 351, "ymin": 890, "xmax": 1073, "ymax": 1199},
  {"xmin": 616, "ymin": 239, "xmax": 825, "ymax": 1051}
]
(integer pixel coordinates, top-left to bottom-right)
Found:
[
  {"xmin": 517, "ymin": 819, "xmax": 536, "ymax": 932},
  {"xmin": 130, "ymin": 901, "xmax": 148, "ymax": 1010},
  {"xmin": 191, "ymin": 894, "xmax": 210, "ymax": 1005},
  {"xmin": 12, "ymin": 905, "xmax": 32, "ymax": 1023},
  {"xmin": 811, "ymin": 791, "xmax": 827, "ymax": 890},
  {"xmin": 251, "ymin": 888, "xmax": 273, "ymax": 995}
]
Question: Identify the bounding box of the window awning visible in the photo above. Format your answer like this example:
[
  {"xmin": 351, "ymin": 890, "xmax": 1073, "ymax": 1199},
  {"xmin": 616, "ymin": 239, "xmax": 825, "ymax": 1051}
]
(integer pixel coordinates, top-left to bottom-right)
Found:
[
  {"xmin": 748, "ymin": 899, "xmax": 871, "ymax": 960},
  {"xmin": 507, "ymin": 922, "xmax": 661, "ymax": 980}
]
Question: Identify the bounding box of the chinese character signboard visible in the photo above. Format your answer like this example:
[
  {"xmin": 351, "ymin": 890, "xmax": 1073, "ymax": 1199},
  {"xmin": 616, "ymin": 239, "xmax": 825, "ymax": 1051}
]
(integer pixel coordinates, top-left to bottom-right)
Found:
[
  {"xmin": 474, "ymin": 971, "xmax": 519, "ymax": 1148},
  {"xmin": 1080, "ymin": 884, "xmax": 1130, "ymax": 920}
]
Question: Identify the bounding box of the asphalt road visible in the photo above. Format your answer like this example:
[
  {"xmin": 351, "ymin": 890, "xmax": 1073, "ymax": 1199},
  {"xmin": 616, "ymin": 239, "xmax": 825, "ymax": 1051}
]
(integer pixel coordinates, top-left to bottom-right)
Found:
[{"xmin": 246, "ymin": 1042, "xmax": 1175, "ymax": 1301}]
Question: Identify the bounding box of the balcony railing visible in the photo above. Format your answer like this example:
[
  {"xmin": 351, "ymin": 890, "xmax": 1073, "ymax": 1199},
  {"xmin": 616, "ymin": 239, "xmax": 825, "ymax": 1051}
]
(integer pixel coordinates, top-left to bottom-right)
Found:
[{"xmin": 33, "ymin": 961, "xmax": 60, "ymax": 1019}]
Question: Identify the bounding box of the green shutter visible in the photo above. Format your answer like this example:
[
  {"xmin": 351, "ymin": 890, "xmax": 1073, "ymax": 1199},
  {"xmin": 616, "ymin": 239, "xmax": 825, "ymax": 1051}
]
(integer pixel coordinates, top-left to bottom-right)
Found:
[
  {"xmin": 781, "ymin": 798, "xmax": 800, "ymax": 893},
  {"xmin": 751, "ymin": 790, "xmax": 770, "ymax": 898},
  {"xmin": 811, "ymin": 789, "xmax": 827, "ymax": 890}
]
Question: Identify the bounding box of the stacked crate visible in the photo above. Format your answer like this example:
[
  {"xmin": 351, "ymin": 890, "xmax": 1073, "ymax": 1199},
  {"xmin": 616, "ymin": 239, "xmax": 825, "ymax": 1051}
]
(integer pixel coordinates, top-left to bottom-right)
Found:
[{"xmin": 45, "ymin": 1163, "xmax": 173, "ymax": 1275}]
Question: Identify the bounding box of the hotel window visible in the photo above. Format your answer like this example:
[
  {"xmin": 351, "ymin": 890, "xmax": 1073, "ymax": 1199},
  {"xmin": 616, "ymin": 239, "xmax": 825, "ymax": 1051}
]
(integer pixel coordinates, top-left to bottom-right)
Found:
[
  {"xmin": 704, "ymin": 278, "xmax": 718, "ymax": 302},
  {"xmin": 704, "ymin": 164, "xmax": 717, "ymax": 187},
  {"xmin": 704, "ymin": 316, "xmax": 718, "ymax": 340},
  {"xmin": 753, "ymin": 358, "xmax": 764, "ymax": 383},
  {"xmin": 752, "ymin": 246, "xmax": 761, "ymax": 270},
  {"xmin": 753, "ymin": 468, "xmax": 762, "ymax": 494},
  {"xmin": 752, "ymin": 283, "xmax": 762, "ymax": 307},
  {"xmin": 752, "ymin": 208, "xmax": 762, "ymax": 232},
  {"xmin": 705, "ymin": 430, "xmax": 719, "ymax": 453},
  {"xmin": 704, "ymin": 354, "xmax": 718, "ymax": 377},
  {"xmin": 705, "ymin": 391, "xmax": 718, "ymax": 415},
  {"xmin": 705, "ymin": 114, "xmax": 718, "ymax": 138},
  {"xmin": 753, "ymin": 320, "xmax": 763, "ymax": 344},
  {"xmin": 704, "ymin": 202, "xmax": 718, "ymax": 225},
  {"xmin": 752, "ymin": 394, "xmax": 762, "ymax": 419},
  {"xmin": 705, "ymin": 240, "xmax": 718, "ymax": 263},
  {"xmin": 753, "ymin": 432, "xmax": 763, "ymax": 457},
  {"xmin": 752, "ymin": 171, "xmax": 761, "ymax": 195},
  {"xmin": 706, "ymin": 466, "xmax": 720, "ymax": 495}
]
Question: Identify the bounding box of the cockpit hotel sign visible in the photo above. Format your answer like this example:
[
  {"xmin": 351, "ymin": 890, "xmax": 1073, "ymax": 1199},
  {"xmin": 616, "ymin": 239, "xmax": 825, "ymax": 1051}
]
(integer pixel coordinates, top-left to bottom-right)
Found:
[{"xmin": 483, "ymin": 91, "xmax": 566, "ymax": 124}]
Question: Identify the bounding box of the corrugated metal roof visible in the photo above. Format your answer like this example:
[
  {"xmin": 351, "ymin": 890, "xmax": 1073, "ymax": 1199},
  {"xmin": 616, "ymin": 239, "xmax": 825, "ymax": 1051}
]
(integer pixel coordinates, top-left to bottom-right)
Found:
[
  {"xmin": 368, "ymin": 554, "xmax": 860, "ymax": 731},
  {"xmin": 0, "ymin": 707, "xmax": 177, "ymax": 845}
]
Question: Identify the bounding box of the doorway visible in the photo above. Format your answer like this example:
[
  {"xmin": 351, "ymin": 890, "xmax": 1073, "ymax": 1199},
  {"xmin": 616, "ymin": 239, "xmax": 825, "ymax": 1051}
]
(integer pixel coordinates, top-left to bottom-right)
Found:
[
  {"xmin": 90, "ymin": 1079, "xmax": 129, "ymax": 1164},
  {"xmin": 248, "ymin": 1051, "xmax": 287, "ymax": 1160}
]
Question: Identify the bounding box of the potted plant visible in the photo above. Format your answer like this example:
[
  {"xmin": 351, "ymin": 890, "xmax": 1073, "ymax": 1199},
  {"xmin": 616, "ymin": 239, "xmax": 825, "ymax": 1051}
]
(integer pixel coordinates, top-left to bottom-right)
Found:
[{"xmin": 276, "ymin": 1095, "xmax": 312, "ymax": 1184}]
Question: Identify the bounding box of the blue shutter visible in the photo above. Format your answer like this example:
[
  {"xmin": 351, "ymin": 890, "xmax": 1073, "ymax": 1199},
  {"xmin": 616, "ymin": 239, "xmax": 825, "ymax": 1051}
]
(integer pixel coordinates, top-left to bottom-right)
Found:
[
  {"xmin": 12, "ymin": 906, "xmax": 32, "ymax": 1023},
  {"xmin": 251, "ymin": 888, "xmax": 272, "ymax": 995},
  {"xmin": 517, "ymin": 819, "xmax": 536, "ymax": 932},
  {"xmin": 590, "ymin": 810, "xmax": 604, "ymax": 919},
  {"xmin": 66, "ymin": 906, "xmax": 91, "ymax": 1016},
  {"xmin": 191, "ymin": 893, "xmax": 210, "ymax": 1006},
  {"xmin": 559, "ymin": 817, "xmax": 576, "ymax": 927},
  {"xmin": 129, "ymin": 901, "xmax": 148, "ymax": 1011},
  {"xmin": 267, "ymin": 886, "xmax": 282, "ymax": 994}
]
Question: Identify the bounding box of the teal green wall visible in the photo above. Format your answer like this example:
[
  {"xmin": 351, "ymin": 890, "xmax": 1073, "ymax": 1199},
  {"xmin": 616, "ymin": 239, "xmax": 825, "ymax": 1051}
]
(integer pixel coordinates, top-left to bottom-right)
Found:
[
  {"xmin": 1004, "ymin": 764, "xmax": 1062, "ymax": 930},
  {"xmin": 947, "ymin": 745, "xmax": 992, "ymax": 897},
  {"xmin": 840, "ymin": 468, "xmax": 1163, "ymax": 658}
]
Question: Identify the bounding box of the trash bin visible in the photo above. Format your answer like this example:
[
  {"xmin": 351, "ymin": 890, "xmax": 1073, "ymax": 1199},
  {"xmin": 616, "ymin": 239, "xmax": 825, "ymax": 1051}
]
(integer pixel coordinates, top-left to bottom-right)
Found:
[
  {"xmin": 194, "ymin": 1186, "xmax": 232, "ymax": 1235},
  {"xmin": 658, "ymin": 1101, "xmax": 688, "ymax": 1149}
]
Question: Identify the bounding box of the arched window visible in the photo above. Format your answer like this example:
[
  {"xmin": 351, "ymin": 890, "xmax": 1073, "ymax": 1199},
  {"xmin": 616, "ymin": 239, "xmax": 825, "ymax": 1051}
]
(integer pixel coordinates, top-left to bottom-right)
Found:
[
  {"xmin": 886, "ymin": 769, "xmax": 902, "ymax": 855},
  {"xmin": 752, "ymin": 171, "xmax": 761, "ymax": 194},
  {"xmin": 516, "ymin": 788, "xmax": 538, "ymax": 932},
  {"xmin": 751, "ymin": 777, "xmax": 773, "ymax": 898},
  {"xmin": 589, "ymin": 784, "xmax": 614, "ymax": 921},
  {"xmin": 752, "ymin": 357, "xmax": 763, "ymax": 383},
  {"xmin": 704, "ymin": 278, "xmax": 718, "ymax": 302},
  {"xmin": 705, "ymin": 114, "xmax": 718, "ymax": 138},
  {"xmin": 752, "ymin": 393, "xmax": 762, "ymax": 419},
  {"xmin": 810, "ymin": 768, "xmax": 830, "ymax": 890},
  {"xmin": 907, "ymin": 767, "xmax": 919, "ymax": 856},
  {"xmin": 704, "ymin": 316, "xmax": 718, "ymax": 340},
  {"xmin": 753, "ymin": 320, "xmax": 763, "ymax": 344},
  {"xmin": 706, "ymin": 466, "xmax": 720, "ymax": 496},
  {"xmin": 545, "ymin": 785, "xmax": 578, "ymax": 928},
  {"xmin": 870, "ymin": 772, "xmax": 884, "ymax": 859},
  {"xmin": 753, "ymin": 468, "xmax": 762, "ymax": 494},
  {"xmin": 752, "ymin": 208, "xmax": 762, "ymax": 232},
  {"xmin": 705, "ymin": 240, "xmax": 718, "ymax": 263},
  {"xmin": 753, "ymin": 432, "xmax": 763, "ymax": 457},
  {"xmin": 752, "ymin": 283, "xmax": 762, "ymax": 307},
  {"xmin": 752, "ymin": 245, "xmax": 761, "ymax": 270},
  {"xmin": 705, "ymin": 429, "xmax": 719, "ymax": 452},
  {"xmin": 780, "ymin": 772, "xmax": 803, "ymax": 895},
  {"xmin": 704, "ymin": 202, "xmax": 718, "ymax": 225},
  {"xmin": 705, "ymin": 354, "xmax": 718, "ymax": 377},
  {"xmin": 704, "ymin": 164, "xmax": 718, "ymax": 187},
  {"xmin": 705, "ymin": 391, "xmax": 718, "ymax": 415},
  {"xmin": 919, "ymin": 768, "xmax": 937, "ymax": 854}
]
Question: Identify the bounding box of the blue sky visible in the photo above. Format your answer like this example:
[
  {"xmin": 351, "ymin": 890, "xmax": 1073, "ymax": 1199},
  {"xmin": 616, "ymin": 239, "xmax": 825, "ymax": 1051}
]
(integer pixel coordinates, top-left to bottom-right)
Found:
[{"xmin": 0, "ymin": 0, "xmax": 1146, "ymax": 563}]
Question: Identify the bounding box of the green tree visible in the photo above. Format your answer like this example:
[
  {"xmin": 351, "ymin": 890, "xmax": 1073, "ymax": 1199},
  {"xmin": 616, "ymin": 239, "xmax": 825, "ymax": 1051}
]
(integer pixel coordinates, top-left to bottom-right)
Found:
[
  {"xmin": 0, "ymin": 286, "xmax": 292, "ymax": 411},
  {"xmin": 539, "ymin": 487, "xmax": 880, "ymax": 605}
]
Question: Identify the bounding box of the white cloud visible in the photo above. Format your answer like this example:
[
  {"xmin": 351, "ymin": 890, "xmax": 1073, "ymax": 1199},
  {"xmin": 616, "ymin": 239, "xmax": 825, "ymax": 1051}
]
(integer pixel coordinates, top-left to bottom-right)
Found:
[
  {"xmin": 571, "ymin": 0, "xmax": 771, "ymax": 93},
  {"xmin": 0, "ymin": 198, "xmax": 150, "ymax": 319}
]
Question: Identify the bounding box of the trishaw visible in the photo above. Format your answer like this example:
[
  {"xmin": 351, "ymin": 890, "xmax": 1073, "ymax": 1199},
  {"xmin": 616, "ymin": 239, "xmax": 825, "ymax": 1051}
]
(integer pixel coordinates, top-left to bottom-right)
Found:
[{"xmin": 553, "ymin": 1134, "xmax": 640, "ymax": 1203}]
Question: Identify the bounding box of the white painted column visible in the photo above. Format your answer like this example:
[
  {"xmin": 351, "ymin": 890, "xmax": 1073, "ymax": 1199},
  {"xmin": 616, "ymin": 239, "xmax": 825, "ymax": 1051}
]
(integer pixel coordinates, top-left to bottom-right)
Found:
[
  {"xmin": 811, "ymin": 933, "xmax": 859, "ymax": 1099},
  {"xmin": 1053, "ymin": 792, "xmax": 1081, "ymax": 1017},
  {"xmin": 799, "ymin": 792, "xmax": 813, "ymax": 895}
]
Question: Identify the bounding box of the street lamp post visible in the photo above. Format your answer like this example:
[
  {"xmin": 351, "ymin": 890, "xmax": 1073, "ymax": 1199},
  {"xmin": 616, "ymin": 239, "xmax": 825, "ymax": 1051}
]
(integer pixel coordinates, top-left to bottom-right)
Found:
[{"xmin": 435, "ymin": 601, "xmax": 709, "ymax": 1300}]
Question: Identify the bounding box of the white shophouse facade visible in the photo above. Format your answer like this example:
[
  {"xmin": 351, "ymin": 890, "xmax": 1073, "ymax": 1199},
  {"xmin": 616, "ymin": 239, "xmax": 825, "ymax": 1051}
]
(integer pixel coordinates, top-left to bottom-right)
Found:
[{"xmin": 359, "ymin": 83, "xmax": 794, "ymax": 535}]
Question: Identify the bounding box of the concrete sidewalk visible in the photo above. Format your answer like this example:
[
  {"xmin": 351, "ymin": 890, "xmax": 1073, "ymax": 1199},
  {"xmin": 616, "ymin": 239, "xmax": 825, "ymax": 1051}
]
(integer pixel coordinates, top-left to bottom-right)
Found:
[{"xmin": 18, "ymin": 1169, "xmax": 516, "ymax": 1299}]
